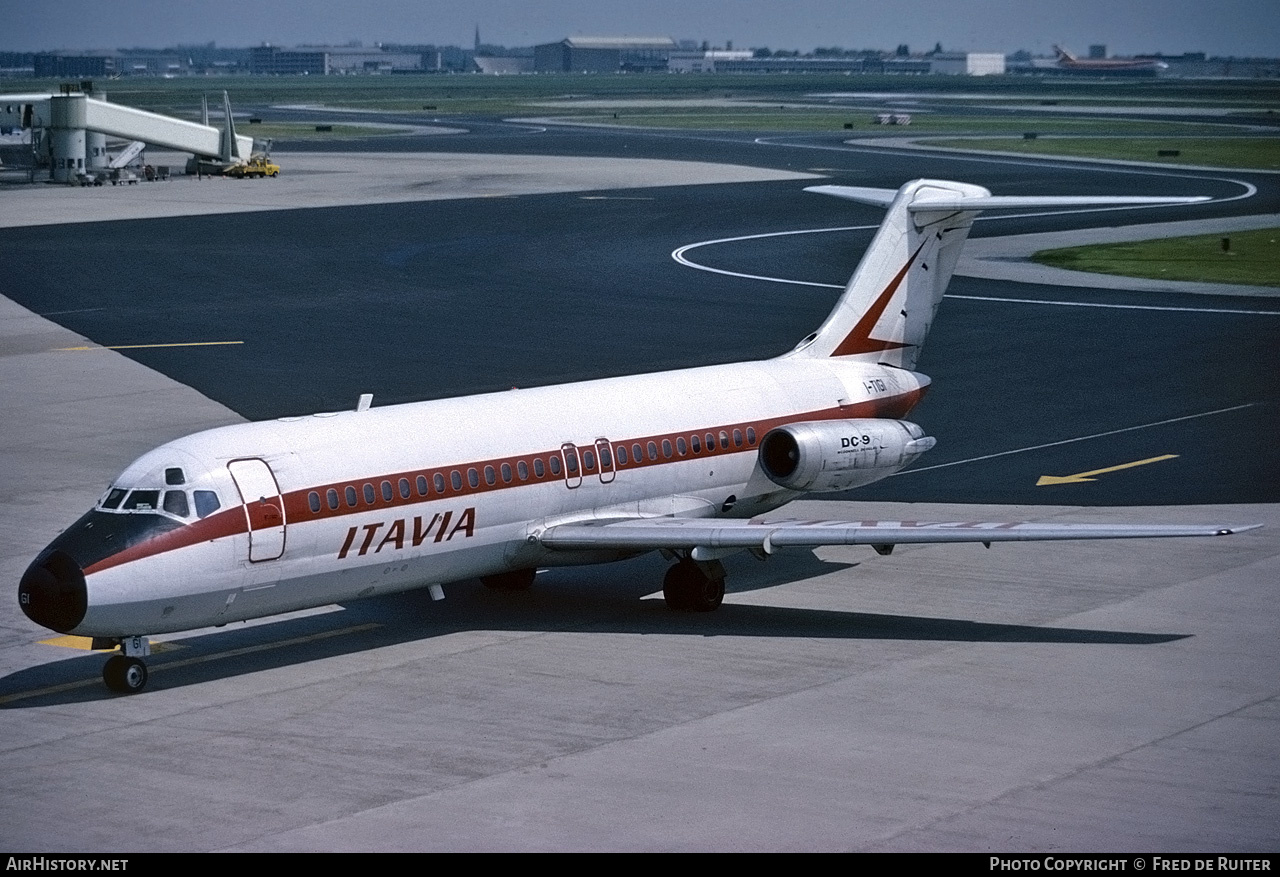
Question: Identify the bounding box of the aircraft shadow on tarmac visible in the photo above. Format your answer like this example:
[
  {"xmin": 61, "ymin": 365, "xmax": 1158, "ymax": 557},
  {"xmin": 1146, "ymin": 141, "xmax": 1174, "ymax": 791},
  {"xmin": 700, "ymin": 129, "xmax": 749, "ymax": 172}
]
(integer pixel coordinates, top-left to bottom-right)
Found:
[{"xmin": 3, "ymin": 553, "xmax": 1189, "ymax": 707}]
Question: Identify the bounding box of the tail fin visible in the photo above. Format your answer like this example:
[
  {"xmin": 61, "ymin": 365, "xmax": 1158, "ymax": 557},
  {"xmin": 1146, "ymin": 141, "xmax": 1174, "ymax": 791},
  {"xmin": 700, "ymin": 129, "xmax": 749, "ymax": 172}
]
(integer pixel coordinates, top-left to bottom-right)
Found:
[
  {"xmin": 786, "ymin": 179, "xmax": 1209, "ymax": 370},
  {"xmin": 219, "ymin": 91, "xmax": 240, "ymax": 163}
]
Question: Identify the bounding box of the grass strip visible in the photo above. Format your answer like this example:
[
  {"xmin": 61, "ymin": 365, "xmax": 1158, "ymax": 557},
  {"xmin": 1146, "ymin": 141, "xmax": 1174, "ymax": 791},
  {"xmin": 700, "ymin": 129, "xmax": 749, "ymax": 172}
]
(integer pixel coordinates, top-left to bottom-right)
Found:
[{"xmin": 1033, "ymin": 227, "xmax": 1280, "ymax": 286}]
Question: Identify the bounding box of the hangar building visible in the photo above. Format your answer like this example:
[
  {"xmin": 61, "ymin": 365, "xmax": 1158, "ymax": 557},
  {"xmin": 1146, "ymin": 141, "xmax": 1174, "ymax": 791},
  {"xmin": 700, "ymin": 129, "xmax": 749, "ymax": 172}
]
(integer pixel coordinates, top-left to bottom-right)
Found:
[{"xmin": 534, "ymin": 37, "xmax": 678, "ymax": 73}]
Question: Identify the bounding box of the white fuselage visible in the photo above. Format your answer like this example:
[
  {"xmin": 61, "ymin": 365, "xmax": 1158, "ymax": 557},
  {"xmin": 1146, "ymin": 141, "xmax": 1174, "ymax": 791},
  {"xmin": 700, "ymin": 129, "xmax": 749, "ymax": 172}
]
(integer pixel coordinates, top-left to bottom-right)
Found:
[{"xmin": 65, "ymin": 355, "xmax": 928, "ymax": 637}]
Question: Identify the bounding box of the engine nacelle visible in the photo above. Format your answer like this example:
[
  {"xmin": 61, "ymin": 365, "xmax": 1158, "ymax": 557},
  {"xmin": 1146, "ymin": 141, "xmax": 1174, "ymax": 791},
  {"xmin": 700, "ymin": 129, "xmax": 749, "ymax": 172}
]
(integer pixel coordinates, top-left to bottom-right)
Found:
[{"xmin": 758, "ymin": 419, "xmax": 936, "ymax": 493}]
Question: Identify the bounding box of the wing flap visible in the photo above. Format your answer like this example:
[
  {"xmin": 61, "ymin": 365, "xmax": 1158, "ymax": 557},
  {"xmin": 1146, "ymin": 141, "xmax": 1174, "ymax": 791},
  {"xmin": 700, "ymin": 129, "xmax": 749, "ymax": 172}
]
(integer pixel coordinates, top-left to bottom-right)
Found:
[{"xmin": 539, "ymin": 517, "xmax": 1258, "ymax": 553}]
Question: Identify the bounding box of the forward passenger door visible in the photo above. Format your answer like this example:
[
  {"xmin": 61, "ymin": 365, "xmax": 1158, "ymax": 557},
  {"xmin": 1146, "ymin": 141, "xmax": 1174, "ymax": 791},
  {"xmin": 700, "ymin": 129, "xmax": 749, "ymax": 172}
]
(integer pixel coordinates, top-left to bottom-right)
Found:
[{"xmin": 227, "ymin": 458, "xmax": 286, "ymax": 562}]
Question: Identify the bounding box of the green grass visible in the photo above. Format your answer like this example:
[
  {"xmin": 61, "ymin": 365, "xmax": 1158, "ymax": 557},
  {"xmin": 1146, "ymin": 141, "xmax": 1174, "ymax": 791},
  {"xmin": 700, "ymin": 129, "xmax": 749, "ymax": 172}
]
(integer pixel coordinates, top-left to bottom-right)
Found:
[
  {"xmin": 9, "ymin": 73, "xmax": 1274, "ymax": 162},
  {"xmin": 566, "ymin": 108, "xmax": 1232, "ymax": 136},
  {"xmin": 1033, "ymin": 228, "xmax": 1280, "ymax": 286},
  {"xmin": 8, "ymin": 73, "xmax": 1276, "ymax": 120},
  {"xmin": 928, "ymin": 136, "xmax": 1280, "ymax": 169}
]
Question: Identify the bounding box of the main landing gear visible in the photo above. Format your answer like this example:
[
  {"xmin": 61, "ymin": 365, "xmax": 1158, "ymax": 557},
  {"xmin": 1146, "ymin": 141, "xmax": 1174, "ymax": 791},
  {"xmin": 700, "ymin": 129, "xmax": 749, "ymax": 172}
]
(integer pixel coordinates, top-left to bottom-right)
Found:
[
  {"xmin": 481, "ymin": 568, "xmax": 537, "ymax": 591},
  {"xmin": 480, "ymin": 561, "xmax": 727, "ymax": 612},
  {"xmin": 662, "ymin": 558, "xmax": 725, "ymax": 612},
  {"xmin": 100, "ymin": 635, "xmax": 151, "ymax": 694}
]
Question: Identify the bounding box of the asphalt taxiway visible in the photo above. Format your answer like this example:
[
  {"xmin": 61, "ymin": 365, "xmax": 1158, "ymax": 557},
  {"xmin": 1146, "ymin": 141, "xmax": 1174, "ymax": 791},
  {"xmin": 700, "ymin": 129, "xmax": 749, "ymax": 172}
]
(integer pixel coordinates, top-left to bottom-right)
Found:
[{"xmin": 1, "ymin": 124, "xmax": 1277, "ymax": 851}]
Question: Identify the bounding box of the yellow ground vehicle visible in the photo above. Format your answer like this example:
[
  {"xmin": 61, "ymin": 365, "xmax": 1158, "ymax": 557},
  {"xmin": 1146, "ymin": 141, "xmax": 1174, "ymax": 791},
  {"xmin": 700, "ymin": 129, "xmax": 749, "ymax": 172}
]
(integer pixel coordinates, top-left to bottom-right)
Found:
[{"xmin": 225, "ymin": 157, "xmax": 280, "ymax": 179}]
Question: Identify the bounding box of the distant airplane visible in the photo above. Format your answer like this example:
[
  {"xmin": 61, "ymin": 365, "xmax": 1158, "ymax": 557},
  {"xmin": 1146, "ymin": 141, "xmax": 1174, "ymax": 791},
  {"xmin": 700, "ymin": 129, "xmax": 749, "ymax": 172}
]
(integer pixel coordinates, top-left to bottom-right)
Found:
[
  {"xmin": 19, "ymin": 179, "xmax": 1255, "ymax": 694},
  {"xmin": 1053, "ymin": 45, "xmax": 1168, "ymax": 72}
]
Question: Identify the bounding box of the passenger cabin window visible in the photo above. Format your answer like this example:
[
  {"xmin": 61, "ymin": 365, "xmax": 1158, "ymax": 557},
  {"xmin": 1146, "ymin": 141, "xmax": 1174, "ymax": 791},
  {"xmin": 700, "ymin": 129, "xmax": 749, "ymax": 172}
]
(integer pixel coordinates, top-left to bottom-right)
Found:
[
  {"xmin": 434, "ymin": 473, "xmax": 445, "ymax": 493},
  {"xmin": 363, "ymin": 484, "xmax": 376, "ymax": 504},
  {"xmin": 307, "ymin": 492, "xmax": 321, "ymax": 513},
  {"xmin": 484, "ymin": 466, "xmax": 496, "ymax": 486},
  {"xmin": 327, "ymin": 489, "xmax": 339, "ymax": 510},
  {"xmin": 501, "ymin": 463, "xmax": 512, "ymax": 483},
  {"xmin": 691, "ymin": 434, "xmax": 702, "ymax": 453},
  {"xmin": 517, "ymin": 461, "xmax": 528, "ymax": 480},
  {"xmin": 582, "ymin": 450, "xmax": 595, "ymax": 472},
  {"xmin": 533, "ymin": 458, "xmax": 545, "ymax": 478},
  {"xmin": 549, "ymin": 456, "xmax": 562, "ymax": 476},
  {"xmin": 345, "ymin": 486, "xmax": 358, "ymax": 507},
  {"xmin": 616, "ymin": 445, "xmax": 628, "ymax": 465},
  {"xmin": 381, "ymin": 481, "xmax": 393, "ymax": 502}
]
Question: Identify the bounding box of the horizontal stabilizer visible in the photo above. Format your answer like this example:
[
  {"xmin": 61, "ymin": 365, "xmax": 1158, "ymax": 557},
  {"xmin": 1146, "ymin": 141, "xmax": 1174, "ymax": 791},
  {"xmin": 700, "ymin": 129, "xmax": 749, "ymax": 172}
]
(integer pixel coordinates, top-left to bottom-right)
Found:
[
  {"xmin": 803, "ymin": 184, "xmax": 900, "ymax": 208},
  {"xmin": 805, "ymin": 185, "xmax": 1211, "ymax": 212},
  {"xmin": 540, "ymin": 517, "xmax": 1259, "ymax": 554}
]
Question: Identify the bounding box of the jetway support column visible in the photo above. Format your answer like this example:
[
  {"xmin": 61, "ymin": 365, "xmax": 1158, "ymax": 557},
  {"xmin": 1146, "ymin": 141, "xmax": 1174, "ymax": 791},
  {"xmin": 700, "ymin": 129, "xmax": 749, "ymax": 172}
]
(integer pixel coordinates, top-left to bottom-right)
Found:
[
  {"xmin": 86, "ymin": 91, "xmax": 107, "ymax": 172},
  {"xmin": 86, "ymin": 131, "xmax": 108, "ymax": 171},
  {"xmin": 49, "ymin": 94, "xmax": 87, "ymax": 182}
]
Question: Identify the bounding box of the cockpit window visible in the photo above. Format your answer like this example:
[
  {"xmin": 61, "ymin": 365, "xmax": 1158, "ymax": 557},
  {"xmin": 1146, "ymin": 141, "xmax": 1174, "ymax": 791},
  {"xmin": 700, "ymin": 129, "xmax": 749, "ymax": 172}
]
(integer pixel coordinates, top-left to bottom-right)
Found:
[
  {"xmin": 194, "ymin": 490, "xmax": 221, "ymax": 519},
  {"xmin": 102, "ymin": 488, "xmax": 127, "ymax": 510},
  {"xmin": 163, "ymin": 490, "xmax": 190, "ymax": 518},
  {"xmin": 165, "ymin": 467, "xmax": 186, "ymax": 485},
  {"xmin": 122, "ymin": 490, "xmax": 160, "ymax": 511}
]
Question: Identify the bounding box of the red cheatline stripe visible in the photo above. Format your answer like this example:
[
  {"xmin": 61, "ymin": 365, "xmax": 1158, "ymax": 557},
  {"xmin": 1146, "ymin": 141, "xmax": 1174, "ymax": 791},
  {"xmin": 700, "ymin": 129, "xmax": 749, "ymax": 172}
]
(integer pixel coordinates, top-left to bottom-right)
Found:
[{"xmin": 82, "ymin": 391, "xmax": 924, "ymax": 573}]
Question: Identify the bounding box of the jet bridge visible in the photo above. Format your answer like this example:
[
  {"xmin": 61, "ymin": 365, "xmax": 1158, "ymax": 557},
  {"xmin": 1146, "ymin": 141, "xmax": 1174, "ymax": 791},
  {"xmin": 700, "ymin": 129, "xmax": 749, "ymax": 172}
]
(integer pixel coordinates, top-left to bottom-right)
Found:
[{"xmin": 2, "ymin": 91, "xmax": 255, "ymax": 182}]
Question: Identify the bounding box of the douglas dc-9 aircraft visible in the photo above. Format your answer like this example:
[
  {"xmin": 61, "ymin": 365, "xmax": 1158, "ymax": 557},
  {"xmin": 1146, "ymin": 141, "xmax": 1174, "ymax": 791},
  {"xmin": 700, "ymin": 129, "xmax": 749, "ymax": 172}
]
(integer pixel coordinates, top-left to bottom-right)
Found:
[{"xmin": 20, "ymin": 179, "xmax": 1257, "ymax": 693}]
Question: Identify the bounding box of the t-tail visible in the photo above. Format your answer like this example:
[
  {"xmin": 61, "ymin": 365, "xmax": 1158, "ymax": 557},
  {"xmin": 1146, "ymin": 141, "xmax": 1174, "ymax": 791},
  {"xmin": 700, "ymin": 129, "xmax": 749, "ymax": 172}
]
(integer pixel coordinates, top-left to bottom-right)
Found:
[{"xmin": 786, "ymin": 179, "xmax": 1210, "ymax": 370}]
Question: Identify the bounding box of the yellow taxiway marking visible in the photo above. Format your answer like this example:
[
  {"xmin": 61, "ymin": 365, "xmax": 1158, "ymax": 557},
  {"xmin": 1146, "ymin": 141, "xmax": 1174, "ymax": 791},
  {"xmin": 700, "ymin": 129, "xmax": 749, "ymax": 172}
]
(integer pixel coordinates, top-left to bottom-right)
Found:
[
  {"xmin": 2, "ymin": 623, "xmax": 380, "ymax": 705},
  {"xmin": 56, "ymin": 341, "xmax": 244, "ymax": 351},
  {"xmin": 1037, "ymin": 454, "xmax": 1179, "ymax": 486},
  {"xmin": 39, "ymin": 635, "xmax": 183, "ymax": 654}
]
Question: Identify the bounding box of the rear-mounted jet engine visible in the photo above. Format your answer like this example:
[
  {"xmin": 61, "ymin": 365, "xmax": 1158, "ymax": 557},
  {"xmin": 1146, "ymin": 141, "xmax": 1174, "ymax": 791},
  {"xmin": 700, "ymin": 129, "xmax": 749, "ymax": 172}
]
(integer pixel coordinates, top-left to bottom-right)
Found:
[{"xmin": 759, "ymin": 419, "xmax": 936, "ymax": 492}]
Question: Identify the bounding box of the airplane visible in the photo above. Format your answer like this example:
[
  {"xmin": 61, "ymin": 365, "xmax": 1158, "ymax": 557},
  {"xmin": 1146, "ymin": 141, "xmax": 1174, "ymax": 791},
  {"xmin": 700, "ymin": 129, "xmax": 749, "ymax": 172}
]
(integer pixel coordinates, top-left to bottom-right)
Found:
[
  {"xmin": 1052, "ymin": 45, "xmax": 1168, "ymax": 73},
  {"xmin": 18, "ymin": 178, "xmax": 1258, "ymax": 694}
]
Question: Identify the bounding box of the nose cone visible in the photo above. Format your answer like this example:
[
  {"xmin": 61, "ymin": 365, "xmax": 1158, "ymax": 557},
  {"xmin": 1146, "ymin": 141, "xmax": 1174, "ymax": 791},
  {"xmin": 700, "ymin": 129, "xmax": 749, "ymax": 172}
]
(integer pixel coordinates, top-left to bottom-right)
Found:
[{"xmin": 19, "ymin": 549, "xmax": 87, "ymax": 633}]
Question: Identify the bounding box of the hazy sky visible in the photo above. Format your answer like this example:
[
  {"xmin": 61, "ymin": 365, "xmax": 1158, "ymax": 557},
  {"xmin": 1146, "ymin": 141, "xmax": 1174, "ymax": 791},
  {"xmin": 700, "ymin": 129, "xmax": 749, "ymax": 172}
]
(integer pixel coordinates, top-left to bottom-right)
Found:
[{"xmin": 3, "ymin": 0, "xmax": 1278, "ymax": 58}]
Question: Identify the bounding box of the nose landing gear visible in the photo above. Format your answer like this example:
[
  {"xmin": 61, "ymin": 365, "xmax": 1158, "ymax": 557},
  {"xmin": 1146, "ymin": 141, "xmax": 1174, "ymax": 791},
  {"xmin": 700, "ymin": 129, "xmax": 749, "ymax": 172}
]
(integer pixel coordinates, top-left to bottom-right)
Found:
[{"xmin": 100, "ymin": 635, "xmax": 151, "ymax": 694}]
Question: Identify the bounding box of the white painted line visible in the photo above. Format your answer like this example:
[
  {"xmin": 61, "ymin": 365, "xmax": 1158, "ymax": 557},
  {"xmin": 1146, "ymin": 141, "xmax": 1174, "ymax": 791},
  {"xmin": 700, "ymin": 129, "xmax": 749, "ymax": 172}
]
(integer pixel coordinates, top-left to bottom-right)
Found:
[
  {"xmin": 944, "ymin": 294, "xmax": 1280, "ymax": 316},
  {"xmin": 672, "ymin": 222, "xmax": 1280, "ymax": 316},
  {"xmin": 751, "ymin": 135, "xmax": 1262, "ymax": 204},
  {"xmin": 896, "ymin": 403, "xmax": 1258, "ymax": 475},
  {"xmin": 672, "ymin": 224, "xmax": 872, "ymax": 288}
]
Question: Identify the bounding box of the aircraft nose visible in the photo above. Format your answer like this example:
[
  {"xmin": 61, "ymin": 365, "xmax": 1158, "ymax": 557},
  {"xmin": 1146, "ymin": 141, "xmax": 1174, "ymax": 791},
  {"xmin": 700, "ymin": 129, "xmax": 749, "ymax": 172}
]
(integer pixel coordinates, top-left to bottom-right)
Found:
[{"xmin": 19, "ymin": 549, "xmax": 87, "ymax": 634}]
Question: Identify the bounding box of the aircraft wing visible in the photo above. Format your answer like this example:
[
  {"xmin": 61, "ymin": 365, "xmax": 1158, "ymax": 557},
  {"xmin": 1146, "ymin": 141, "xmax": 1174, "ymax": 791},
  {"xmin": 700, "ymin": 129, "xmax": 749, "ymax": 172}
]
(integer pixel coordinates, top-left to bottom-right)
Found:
[{"xmin": 539, "ymin": 516, "xmax": 1259, "ymax": 557}]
